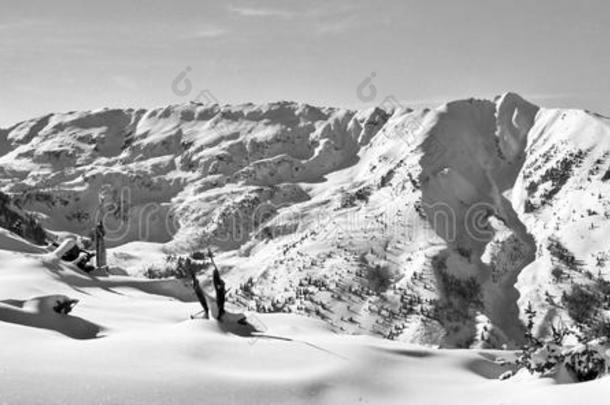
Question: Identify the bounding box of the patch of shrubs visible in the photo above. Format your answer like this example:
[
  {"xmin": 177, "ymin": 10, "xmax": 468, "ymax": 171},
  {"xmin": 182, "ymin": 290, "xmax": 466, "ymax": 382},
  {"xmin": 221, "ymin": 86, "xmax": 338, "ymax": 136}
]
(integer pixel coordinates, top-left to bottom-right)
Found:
[
  {"xmin": 407, "ymin": 173, "xmax": 420, "ymax": 190},
  {"xmin": 503, "ymin": 303, "xmax": 609, "ymax": 382},
  {"xmin": 602, "ymin": 169, "xmax": 610, "ymax": 182},
  {"xmin": 366, "ymin": 264, "xmax": 395, "ymax": 293},
  {"xmin": 237, "ymin": 276, "xmax": 256, "ymax": 297},
  {"xmin": 523, "ymin": 199, "xmax": 536, "ymax": 213},
  {"xmin": 538, "ymin": 150, "xmax": 587, "ymax": 203},
  {"xmin": 339, "ymin": 192, "xmax": 357, "ymax": 208},
  {"xmin": 525, "ymin": 149, "xmax": 587, "ymax": 211},
  {"xmin": 548, "ymin": 238, "xmax": 582, "ymax": 272},
  {"xmin": 438, "ymin": 269, "xmax": 482, "ymax": 306},
  {"xmin": 525, "ymin": 181, "xmax": 538, "ymax": 195},
  {"xmin": 551, "ymin": 267, "xmax": 566, "ymax": 283},
  {"xmin": 432, "ymin": 254, "xmax": 482, "ymax": 307},
  {"xmin": 561, "ymin": 278, "xmax": 610, "ymax": 335},
  {"xmin": 378, "ymin": 169, "xmax": 395, "ymax": 188},
  {"xmin": 427, "ymin": 254, "xmax": 482, "ymax": 346},
  {"xmin": 143, "ymin": 254, "xmax": 207, "ymax": 279},
  {"xmin": 0, "ymin": 191, "xmax": 47, "ymax": 245},
  {"xmin": 562, "ymin": 284, "xmax": 600, "ymax": 325},
  {"xmin": 339, "ymin": 186, "xmax": 372, "ymax": 208},
  {"xmin": 589, "ymin": 320, "xmax": 610, "ymax": 341},
  {"xmin": 354, "ymin": 186, "xmax": 372, "ymax": 201}
]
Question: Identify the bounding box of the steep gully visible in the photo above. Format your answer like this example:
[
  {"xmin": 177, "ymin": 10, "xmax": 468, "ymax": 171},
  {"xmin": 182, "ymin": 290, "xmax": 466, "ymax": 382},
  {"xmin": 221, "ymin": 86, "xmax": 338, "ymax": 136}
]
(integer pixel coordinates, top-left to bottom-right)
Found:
[{"xmin": 417, "ymin": 95, "xmax": 538, "ymax": 347}]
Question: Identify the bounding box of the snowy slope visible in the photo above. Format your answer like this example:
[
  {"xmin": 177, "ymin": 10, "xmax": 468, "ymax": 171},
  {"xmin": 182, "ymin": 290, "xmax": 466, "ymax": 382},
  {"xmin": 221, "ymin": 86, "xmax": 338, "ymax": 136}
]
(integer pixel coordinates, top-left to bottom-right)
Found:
[
  {"xmin": 0, "ymin": 239, "xmax": 608, "ymax": 404},
  {"xmin": 1, "ymin": 93, "xmax": 610, "ymax": 350},
  {"xmin": 513, "ymin": 108, "xmax": 610, "ymax": 338}
]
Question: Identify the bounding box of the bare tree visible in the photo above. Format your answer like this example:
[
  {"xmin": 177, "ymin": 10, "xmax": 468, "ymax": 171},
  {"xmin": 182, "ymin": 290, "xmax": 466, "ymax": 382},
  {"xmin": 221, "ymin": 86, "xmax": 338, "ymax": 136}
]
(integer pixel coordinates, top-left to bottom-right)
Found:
[
  {"xmin": 208, "ymin": 249, "xmax": 226, "ymax": 321},
  {"xmin": 187, "ymin": 256, "xmax": 209, "ymax": 319}
]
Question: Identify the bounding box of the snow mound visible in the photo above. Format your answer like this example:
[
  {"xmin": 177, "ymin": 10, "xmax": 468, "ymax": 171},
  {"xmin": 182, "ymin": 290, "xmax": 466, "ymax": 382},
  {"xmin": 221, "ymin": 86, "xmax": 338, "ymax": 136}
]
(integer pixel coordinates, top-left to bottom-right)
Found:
[{"xmin": 0, "ymin": 295, "xmax": 101, "ymax": 339}]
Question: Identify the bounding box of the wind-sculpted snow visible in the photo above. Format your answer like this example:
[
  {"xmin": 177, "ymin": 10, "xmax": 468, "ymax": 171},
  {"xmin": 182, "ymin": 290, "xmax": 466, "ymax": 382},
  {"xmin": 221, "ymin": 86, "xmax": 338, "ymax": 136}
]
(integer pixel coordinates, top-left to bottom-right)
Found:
[{"xmin": 2, "ymin": 94, "xmax": 610, "ymax": 348}]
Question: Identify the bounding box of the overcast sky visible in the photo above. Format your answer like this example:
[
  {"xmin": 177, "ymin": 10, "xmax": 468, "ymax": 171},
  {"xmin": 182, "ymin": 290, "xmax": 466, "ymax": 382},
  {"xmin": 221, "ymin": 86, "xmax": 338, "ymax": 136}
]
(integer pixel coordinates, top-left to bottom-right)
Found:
[{"xmin": 1, "ymin": 0, "xmax": 609, "ymax": 126}]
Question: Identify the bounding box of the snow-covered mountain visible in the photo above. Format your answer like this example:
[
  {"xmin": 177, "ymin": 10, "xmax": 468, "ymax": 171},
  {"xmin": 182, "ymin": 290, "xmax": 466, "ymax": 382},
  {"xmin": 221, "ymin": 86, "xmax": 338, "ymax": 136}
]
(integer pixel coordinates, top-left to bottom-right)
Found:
[{"xmin": 2, "ymin": 92, "xmax": 610, "ymax": 349}]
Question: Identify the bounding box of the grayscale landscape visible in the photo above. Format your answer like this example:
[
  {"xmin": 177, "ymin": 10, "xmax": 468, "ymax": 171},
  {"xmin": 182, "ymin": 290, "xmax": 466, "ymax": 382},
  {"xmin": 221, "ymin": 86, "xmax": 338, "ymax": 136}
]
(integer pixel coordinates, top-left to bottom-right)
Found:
[{"xmin": 1, "ymin": 1, "xmax": 610, "ymax": 404}]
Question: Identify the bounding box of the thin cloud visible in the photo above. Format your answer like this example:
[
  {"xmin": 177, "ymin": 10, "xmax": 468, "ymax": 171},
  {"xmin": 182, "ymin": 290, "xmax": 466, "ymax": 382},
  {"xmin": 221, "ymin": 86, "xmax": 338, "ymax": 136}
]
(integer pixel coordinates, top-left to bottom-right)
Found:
[
  {"xmin": 0, "ymin": 18, "xmax": 45, "ymax": 31},
  {"xmin": 312, "ymin": 10, "xmax": 368, "ymax": 36},
  {"xmin": 228, "ymin": 5, "xmax": 295, "ymax": 19},
  {"xmin": 180, "ymin": 27, "xmax": 228, "ymax": 40},
  {"xmin": 314, "ymin": 18, "xmax": 355, "ymax": 36}
]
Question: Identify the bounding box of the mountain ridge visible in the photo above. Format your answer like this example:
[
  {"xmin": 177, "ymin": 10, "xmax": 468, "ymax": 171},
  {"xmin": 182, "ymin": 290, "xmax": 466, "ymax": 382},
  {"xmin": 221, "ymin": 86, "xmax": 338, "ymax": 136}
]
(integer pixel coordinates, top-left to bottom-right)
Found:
[{"xmin": 2, "ymin": 92, "xmax": 610, "ymax": 348}]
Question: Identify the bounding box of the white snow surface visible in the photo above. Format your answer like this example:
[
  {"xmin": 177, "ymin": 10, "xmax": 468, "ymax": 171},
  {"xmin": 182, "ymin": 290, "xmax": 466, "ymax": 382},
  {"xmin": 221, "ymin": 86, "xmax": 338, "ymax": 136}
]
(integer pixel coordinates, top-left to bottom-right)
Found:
[
  {"xmin": 2, "ymin": 93, "xmax": 610, "ymax": 402},
  {"xmin": 0, "ymin": 242, "xmax": 607, "ymax": 404}
]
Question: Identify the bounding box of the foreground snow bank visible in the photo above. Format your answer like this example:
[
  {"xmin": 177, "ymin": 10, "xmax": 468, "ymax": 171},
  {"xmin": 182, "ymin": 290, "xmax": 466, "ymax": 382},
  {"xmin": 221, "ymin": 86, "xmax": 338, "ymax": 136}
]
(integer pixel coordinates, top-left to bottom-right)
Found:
[{"xmin": 0, "ymin": 243, "xmax": 609, "ymax": 404}]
